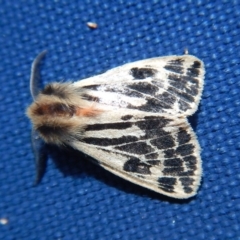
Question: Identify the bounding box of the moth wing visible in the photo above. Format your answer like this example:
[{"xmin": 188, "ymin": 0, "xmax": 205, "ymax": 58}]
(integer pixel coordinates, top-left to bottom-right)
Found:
[
  {"xmin": 74, "ymin": 55, "xmax": 204, "ymax": 117},
  {"xmin": 71, "ymin": 111, "xmax": 201, "ymax": 199}
]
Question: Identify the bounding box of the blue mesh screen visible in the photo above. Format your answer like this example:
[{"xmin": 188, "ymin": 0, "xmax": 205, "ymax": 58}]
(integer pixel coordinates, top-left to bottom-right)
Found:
[{"xmin": 0, "ymin": 1, "xmax": 239, "ymax": 239}]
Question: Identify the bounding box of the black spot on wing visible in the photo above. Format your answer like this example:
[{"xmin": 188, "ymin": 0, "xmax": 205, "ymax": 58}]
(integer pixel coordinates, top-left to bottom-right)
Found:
[
  {"xmin": 81, "ymin": 93, "xmax": 100, "ymax": 102},
  {"xmin": 164, "ymin": 65, "xmax": 184, "ymax": 74},
  {"xmin": 179, "ymin": 177, "xmax": 194, "ymax": 186},
  {"xmin": 168, "ymin": 73, "xmax": 199, "ymax": 86},
  {"xmin": 164, "ymin": 158, "xmax": 183, "ymax": 167},
  {"xmin": 163, "ymin": 144, "xmax": 197, "ymax": 168},
  {"xmin": 186, "ymin": 86, "xmax": 199, "ymax": 96},
  {"xmin": 135, "ymin": 117, "xmax": 171, "ymax": 139},
  {"xmin": 164, "ymin": 149, "xmax": 175, "ymax": 158},
  {"xmin": 136, "ymin": 116, "xmax": 171, "ymax": 130},
  {"xmin": 158, "ymin": 177, "xmax": 177, "ymax": 193},
  {"xmin": 168, "ymin": 86, "xmax": 195, "ymax": 103},
  {"xmin": 121, "ymin": 115, "xmax": 133, "ymax": 121},
  {"xmin": 115, "ymin": 142, "xmax": 154, "ymax": 155},
  {"xmin": 162, "ymin": 159, "xmax": 196, "ymax": 176},
  {"xmin": 176, "ymin": 144, "xmax": 195, "ymax": 156},
  {"xmin": 158, "ymin": 186, "xmax": 175, "ymax": 193},
  {"xmin": 82, "ymin": 135, "xmax": 138, "ymax": 146},
  {"xmin": 178, "ymin": 170, "xmax": 195, "ymax": 176},
  {"xmin": 187, "ymin": 67, "xmax": 200, "ymax": 77},
  {"xmin": 182, "ymin": 187, "xmax": 193, "ymax": 193},
  {"xmin": 157, "ymin": 91, "xmax": 176, "ymax": 106},
  {"xmin": 178, "ymin": 129, "xmax": 191, "ymax": 145},
  {"xmin": 122, "ymin": 89, "xmax": 144, "ymax": 98},
  {"xmin": 130, "ymin": 67, "xmax": 156, "ymax": 79},
  {"xmin": 142, "ymin": 129, "xmax": 170, "ymax": 142},
  {"xmin": 186, "ymin": 60, "xmax": 202, "ymax": 78},
  {"xmin": 81, "ymin": 84, "xmax": 100, "ymax": 90},
  {"xmin": 179, "ymin": 100, "xmax": 190, "ymax": 111},
  {"xmin": 162, "ymin": 167, "xmax": 185, "ymax": 175},
  {"xmin": 145, "ymin": 152, "xmax": 159, "ymax": 159},
  {"xmin": 85, "ymin": 122, "xmax": 133, "ymax": 131},
  {"xmin": 135, "ymin": 97, "xmax": 172, "ymax": 112},
  {"xmin": 184, "ymin": 156, "xmax": 197, "ymax": 170},
  {"xmin": 128, "ymin": 82, "xmax": 159, "ymax": 95},
  {"xmin": 192, "ymin": 61, "xmax": 201, "ymax": 68},
  {"xmin": 164, "ymin": 59, "xmax": 184, "ymax": 74},
  {"xmin": 167, "ymin": 75, "xmax": 199, "ymax": 96},
  {"xmin": 158, "ymin": 177, "xmax": 177, "ymax": 186},
  {"xmin": 168, "ymin": 58, "xmax": 184, "ymax": 65},
  {"xmin": 150, "ymin": 135, "xmax": 175, "ymax": 149},
  {"xmin": 123, "ymin": 158, "xmax": 151, "ymax": 174}
]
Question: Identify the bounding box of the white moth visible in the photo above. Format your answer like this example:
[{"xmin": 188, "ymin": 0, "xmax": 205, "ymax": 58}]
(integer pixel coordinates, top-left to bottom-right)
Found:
[{"xmin": 27, "ymin": 51, "xmax": 204, "ymax": 199}]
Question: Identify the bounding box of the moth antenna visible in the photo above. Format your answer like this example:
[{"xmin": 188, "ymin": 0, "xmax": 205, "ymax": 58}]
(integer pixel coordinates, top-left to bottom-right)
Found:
[
  {"xmin": 29, "ymin": 51, "xmax": 48, "ymax": 184},
  {"xmin": 30, "ymin": 50, "xmax": 47, "ymax": 100},
  {"xmin": 31, "ymin": 129, "xmax": 48, "ymax": 185}
]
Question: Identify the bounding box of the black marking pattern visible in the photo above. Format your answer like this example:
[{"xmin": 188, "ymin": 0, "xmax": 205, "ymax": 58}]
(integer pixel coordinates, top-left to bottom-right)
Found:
[
  {"xmin": 82, "ymin": 93, "xmax": 100, "ymax": 102},
  {"xmin": 164, "ymin": 158, "xmax": 183, "ymax": 167},
  {"xmin": 169, "ymin": 73, "xmax": 199, "ymax": 85},
  {"xmin": 128, "ymin": 82, "xmax": 159, "ymax": 95},
  {"xmin": 150, "ymin": 135, "xmax": 175, "ymax": 149},
  {"xmin": 178, "ymin": 129, "xmax": 191, "ymax": 145},
  {"xmin": 179, "ymin": 177, "xmax": 194, "ymax": 193},
  {"xmin": 157, "ymin": 91, "xmax": 176, "ymax": 106},
  {"xmin": 82, "ymin": 135, "xmax": 138, "ymax": 146},
  {"xmin": 164, "ymin": 58, "xmax": 184, "ymax": 74},
  {"xmin": 176, "ymin": 144, "xmax": 195, "ymax": 156},
  {"xmin": 145, "ymin": 152, "xmax": 159, "ymax": 159},
  {"xmin": 168, "ymin": 74, "xmax": 199, "ymax": 96},
  {"xmin": 137, "ymin": 116, "xmax": 170, "ymax": 130},
  {"xmin": 133, "ymin": 97, "xmax": 173, "ymax": 112},
  {"xmin": 121, "ymin": 115, "xmax": 133, "ymax": 121},
  {"xmin": 78, "ymin": 56, "xmax": 203, "ymax": 119},
  {"xmin": 168, "ymin": 86, "xmax": 195, "ymax": 103},
  {"xmin": 158, "ymin": 177, "xmax": 177, "ymax": 193},
  {"xmin": 187, "ymin": 66, "xmax": 200, "ymax": 77},
  {"xmin": 85, "ymin": 122, "xmax": 133, "ymax": 131},
  {"xmin": 115, "ymin": 142, "xmax": 154, "ymax": 155},
  {"xmin": 130, "ymin": 67, "xmax": 156, "ymax": 79},
  {"xmin": 79, "ymin": 56, "xmax": 202, "ymax": 196},
  {"xmin": 82, "ymin": 116, "xmax": 199, "ymax": 196},
  {"xmin": 82, "ymin": 115, "xmax": 199, "ymax": 196},
  {"xmin": 123, "ymin": 158, "xmax": 151, "ymax": 174}
]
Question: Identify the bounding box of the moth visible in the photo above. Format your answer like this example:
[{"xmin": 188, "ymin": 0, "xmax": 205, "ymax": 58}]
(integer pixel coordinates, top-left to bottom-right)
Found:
[{"xmin": 27, "ymin": 51, "xmax": 205, "ymax": 199}]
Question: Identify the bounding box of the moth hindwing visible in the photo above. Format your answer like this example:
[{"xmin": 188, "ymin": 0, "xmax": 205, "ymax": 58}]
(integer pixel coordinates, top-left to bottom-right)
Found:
[{"xmin": 27, "ymin": 52, "xmax": 204, "ymax": 199}]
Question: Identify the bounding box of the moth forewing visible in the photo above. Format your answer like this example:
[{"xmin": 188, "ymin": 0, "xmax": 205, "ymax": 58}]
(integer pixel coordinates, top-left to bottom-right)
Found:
[{"xmin": 27, "ymin": 52, "xmax": 204, "ymax": 199}]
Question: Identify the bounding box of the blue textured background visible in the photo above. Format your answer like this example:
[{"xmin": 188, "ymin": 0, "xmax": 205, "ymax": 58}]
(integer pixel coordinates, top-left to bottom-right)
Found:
[{"xmin": 1, "ymin": 0, "xmax": 240, "ymax": 239}]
